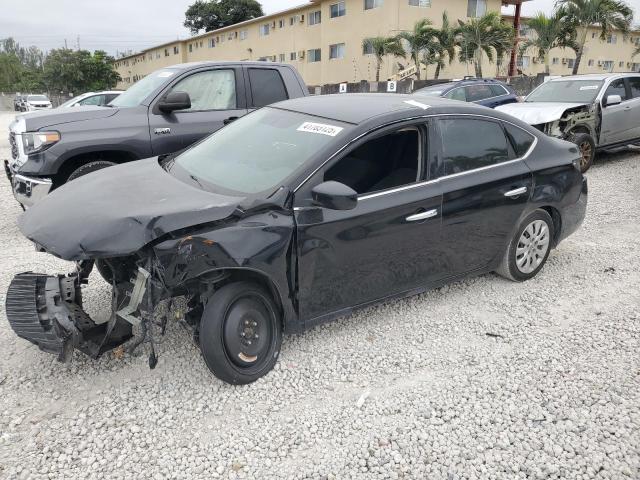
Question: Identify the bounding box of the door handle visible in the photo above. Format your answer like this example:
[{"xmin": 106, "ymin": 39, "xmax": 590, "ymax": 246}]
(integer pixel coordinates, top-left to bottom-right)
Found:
[
  {"xmin": 504, "ymin": 186, "xmax": 528, "ymax": 198},
  {"xmin": 406, "ymin": 209, "xmax": 438, "ymax": 222},
  {"xmin": 223, "ymin": 116, "xmax": 239, "ymax": 125}
]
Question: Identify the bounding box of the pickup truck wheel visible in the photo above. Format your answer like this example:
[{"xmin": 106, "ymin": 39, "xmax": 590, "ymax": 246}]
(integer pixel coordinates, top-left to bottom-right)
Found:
[
  {"xmin": 199, "ymin": 282, "xmax": 282, "ymax": 385},
  {"xmin": 67, "ymin": 160, "xmax": 117, "ymax": 182},
  {"xmin": 567, "ymin": 133, "xmax": 595, "ymax": 173},
  {"xmin": 496, "ymin": 209, "xmax": 554, "ymax": 282}
]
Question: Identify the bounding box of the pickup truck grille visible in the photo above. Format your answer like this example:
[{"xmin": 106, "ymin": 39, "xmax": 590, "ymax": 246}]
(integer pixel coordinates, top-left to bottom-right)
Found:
[{"xmin": 9, "ymin": 132, "xmax": 18, "ymax": 160}]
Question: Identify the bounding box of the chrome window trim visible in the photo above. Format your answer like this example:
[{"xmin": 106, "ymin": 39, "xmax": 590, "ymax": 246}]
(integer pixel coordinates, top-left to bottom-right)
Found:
[{"xmin": 292, "ymin": 113, "xmax": 538, "ymax": 199}]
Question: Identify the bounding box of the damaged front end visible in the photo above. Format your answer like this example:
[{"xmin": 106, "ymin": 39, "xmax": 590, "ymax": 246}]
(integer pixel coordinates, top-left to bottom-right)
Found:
[{"xmin": 6, "ymin": 261, "xmax": 155, "ymax": 364}]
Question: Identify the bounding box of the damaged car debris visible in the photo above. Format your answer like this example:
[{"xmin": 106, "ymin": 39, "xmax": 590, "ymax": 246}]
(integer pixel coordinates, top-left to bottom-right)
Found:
[
  {"xmin": 6, "ymin": 94, "xmax": 588, "ymax": 384},
  {"xmin": 497, "ymin": 73, "xmax": 640, "ymax": 173}
]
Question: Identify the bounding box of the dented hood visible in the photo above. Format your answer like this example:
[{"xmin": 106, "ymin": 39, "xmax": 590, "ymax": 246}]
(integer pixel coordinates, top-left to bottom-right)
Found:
[
  {"xmin": 495, "ymin": 102, "xmax": 588, "ymax": 125},
  {"xmin": 19, "ymin": 158, "xmax": 245, "ymax": 260}
]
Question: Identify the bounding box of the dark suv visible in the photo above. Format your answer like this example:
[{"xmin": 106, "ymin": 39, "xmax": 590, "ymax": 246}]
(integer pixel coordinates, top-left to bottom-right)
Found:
[
  {"xmin": 6, "ymin": 61, "xmax": 308, "ymax": 207},
  {"xmin": 413, "ymin": 78, "xmax": 519, "ymax": 108}
]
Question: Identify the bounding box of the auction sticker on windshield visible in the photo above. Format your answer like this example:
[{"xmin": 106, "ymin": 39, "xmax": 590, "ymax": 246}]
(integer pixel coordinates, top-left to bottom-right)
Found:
[{"xmin": 297, "ymin": 122, "xmax": 344, "ymax": 136}]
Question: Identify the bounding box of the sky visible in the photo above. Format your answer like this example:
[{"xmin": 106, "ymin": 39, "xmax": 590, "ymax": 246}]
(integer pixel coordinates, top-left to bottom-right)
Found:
[{"xmin": 2, "ymin": 0, "xmax": 639, "ymax": 56}]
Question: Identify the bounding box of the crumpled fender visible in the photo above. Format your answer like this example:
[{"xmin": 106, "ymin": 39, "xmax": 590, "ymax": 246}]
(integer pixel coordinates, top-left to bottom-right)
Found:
[{"xmin": 496, "ymin": 102, "xmax": 588, "ymax": 125}]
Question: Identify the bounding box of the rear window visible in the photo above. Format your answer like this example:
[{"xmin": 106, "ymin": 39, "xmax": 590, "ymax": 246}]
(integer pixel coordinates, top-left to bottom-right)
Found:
[
  {"xmin": 248, "ymin": 68, "xmax": 288, "ymax": 107},
  {"xmin": 504, "ymin": 124, "xmax": 535, "ymax": 158},
  {"xmin": 489, "ymin": 84, "xmax": 508, "ymax": 96}
]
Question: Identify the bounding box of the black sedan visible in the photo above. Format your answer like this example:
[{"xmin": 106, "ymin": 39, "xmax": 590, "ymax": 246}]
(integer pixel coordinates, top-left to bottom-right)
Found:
[{"xmin": 6, "ymin": 94, "xmax": 587, "ymax": 384}]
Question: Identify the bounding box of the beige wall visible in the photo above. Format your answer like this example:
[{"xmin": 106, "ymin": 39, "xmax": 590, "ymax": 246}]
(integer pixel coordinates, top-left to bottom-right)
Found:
[{"xmin": 115, "ymin": 0, "xmax": 639, "ymax": 89}]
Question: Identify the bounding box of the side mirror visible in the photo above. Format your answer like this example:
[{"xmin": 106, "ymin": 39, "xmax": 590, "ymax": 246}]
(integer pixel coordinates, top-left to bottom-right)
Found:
[
  {"xmin": 311, "ymin": 181, "xmax": 358, "ymax": 210},
  {"xmin": 604, "ymin": 94, "xmax": 622, "ymax": 107},
  {"xmin": 158, "ymin": 91, "xmax": 191, "ymax": 113}
]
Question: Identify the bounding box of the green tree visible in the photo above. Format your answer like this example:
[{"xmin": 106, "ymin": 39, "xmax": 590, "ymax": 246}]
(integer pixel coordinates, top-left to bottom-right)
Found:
[
  {"xmin": 556, "ymin": 0, "xmax": 633, "ymax": 74},
  {"xmin": 0, "ymin": 38, "xmax": 45, "ymax": 92},
  {"xmin": 43, "ymin": 49, "xmax": 120, "ymax": 93},
  {"xmin": 362, "ymin": 36, "xmax": 406, "ymax": 82},
  {"xmin": 432, "ymin": 12, "xmax": 459, "ymax": 79},
  {"xmin": 522, "ymin": 12, "xmax": 576, "ymax": 74},
  {"xmin": 456, "ymin": 12, "xmax": 515, "ymax": 78},
  {"xmin": 184, "ymin": 0, "xmax": 264, "ymax": 34},
  {"xmin": 396, "ymin": 19, "xmax": 439, "ymax": 80}
]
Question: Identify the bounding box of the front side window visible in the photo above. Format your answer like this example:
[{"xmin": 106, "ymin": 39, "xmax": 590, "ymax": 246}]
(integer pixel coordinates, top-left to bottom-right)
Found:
[
  {"xmin": 169, "ymin": 108, "xmax": 349, "ymax": 195},
  {"xmin": 628, "ymin": 77, "xmax": 640, "ymax": 98},
  {"xmin": 438, "ymin": 118, "xmax": 509, "ymax": 175},
  {"xmin": 329, "ymin": 43, "xmax": 345, "ymax": 59},
  {"xmin": 364, "ymin": 0, "xmax": 383, "ymax": 10},
  {"xmin": 467, "ymin": 0, "xmax": 486, "ymax": 17},
  {"xmin": 309, "ymin": 10, "xmax": 321, "ymax": 25},
  {"xmin": 603, "ymin": 79, "xmax": 628, "ymax": 101},
  {"xmin": 308, "ymin": 48, "xmax": 322, "ymax": 62},
  {"xmin": 248, "ymin": 68, "xmax": 288, "ymax": 107},
  {"xmin": 525, "ymin": 80, "xmax": 604, "ymax": 103},
  {"xmin": 324, "ymin": 127, "xmax": 422, "ymax": 195},
  {"xmin": 330, "ymin": 1, "xmax": 346, "ymax": 17},
  {"xmin": 169, "ymin": 69, "xmax": 236, "ymax": 111},
  {"xmin": 78, "ymin": 95, "xmax": 105, "ymax": 106}
]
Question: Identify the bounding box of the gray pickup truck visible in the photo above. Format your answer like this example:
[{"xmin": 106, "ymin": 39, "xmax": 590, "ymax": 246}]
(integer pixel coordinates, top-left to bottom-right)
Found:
[{"xmin": 6, "ymin": 61, "xmax": 308, "ymax": 207}]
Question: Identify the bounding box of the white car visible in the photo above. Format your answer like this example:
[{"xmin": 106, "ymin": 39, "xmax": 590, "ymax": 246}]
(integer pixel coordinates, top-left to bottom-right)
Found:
[
  {"xmin": 23, "ymin": 95, "xmax": 53, "ymax": 111},
  {"xmin": 57, "ymin": 91, "xmax": 122, "ymax": 108}
]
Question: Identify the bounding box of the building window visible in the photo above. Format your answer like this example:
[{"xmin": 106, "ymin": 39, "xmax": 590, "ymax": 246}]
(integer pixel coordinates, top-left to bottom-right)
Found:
[
  {"xmin": 290, "ymin": 51, "xmax": 297, "ymax": 61},
  {"xmin": 260, "ymin": 24, "xmax": 270, "ymax": 36},
  {"xmin": 278, "ymin": 19, "xmax": 285, "ymax": 28},
  {"xmin": 467, "ymin": 0, "xmax": 486, "ymax": 17},
  {"xmin": 408, "ymin": 0, "xmax": 430, "ymax": 6},
  {"xmin": 607, "ymin": 34, "xmax": 617, "ymax": 44},
  {"xmin": 632, "ymin": 63, "xmax": 640, "ymax": 71},
  {"xmin": 516, "ymin": 56, "xmax": 530, "ymax": 68},
  {"xmin": 290, "ymin": 15, "xmax": 301, "ymax": 25},
  {"xmin": 309, "ymin": 10, "xmax": 321, "ymax": 25},
  {"xmin": 330, "ymin": 1, "xmax": 346, "ymax": 17},
  {"xmin": 189, "ymin": 44, "xmax": 193, "ymax": 53},
  {"xmin": 588, "ymin": 59, "xmax": 594, "ymax": 66},
  {"xmin": 592, "ymin": 32, "xmax": 596, "ymax": 39},
  {"xmin": 308, "ymin": 48, "xmax": 321, "ymax": 62},
  {"xmin": 279, "ymin": 53, "xmax": 286, "ymax": 62},
  {"xmin": 364, "ymin": 0, "xmax": 383, "ymax": 9},
  {"xmin": 567, "ymin": 58, "xmax": 575, "ymax": 68},
  {"xmin": 164, "ymin": 48, "xmax": 169, "ymax": 57},
  {"xmin": 208, "ymin": 38, "xmax": 215, "ymax": 48},
  {"xmin": 619, "ymin": 61, "xmax": 624, "ymax": 67},
  {"xmin": 363, "ymin": 43, "xmax": 374, "ymax": 55},
  {"xmin": 602, "ymin": 60, "xmax": 614, "ymax": 70},
  {"xmin": 173, "ymin": 46, "xmax": 179, "ymax": 54},
  {"xmin": 329, "ymin": 43, "xmax": 345, "ymax": 59},
  {"xmin": 552, "ymin": 57, "xmax": 559, "ymax": 64}
]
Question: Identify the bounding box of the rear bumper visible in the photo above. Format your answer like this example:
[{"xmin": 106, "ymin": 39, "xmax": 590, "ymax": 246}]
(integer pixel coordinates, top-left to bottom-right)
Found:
[
  {"xmin": 558, "ymin": 176, "xmax": 588, "ymax": 243},
  {"xmin": 5, "ymin": 272, "xmax": 133, "ymax": 361},
  {"xmin": 4, "ymin": 160, "xmax": 52, "ymax": 208}
]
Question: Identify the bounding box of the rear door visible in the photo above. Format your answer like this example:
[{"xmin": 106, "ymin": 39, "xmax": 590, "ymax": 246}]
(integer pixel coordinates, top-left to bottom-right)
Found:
[
  {"xmin": 148, "ymin": 66, "xmax": 248, "ymax": 155},
  {"xmin": 245, "ymin": 66, "xmax": 291, "ymax": 111},
  {"xmin": 600, "ymin": 78, "xmax": 634, "ymax": 145},
  {"xmin": 435, "ymin": 116, "xmax": 534, "ymax": 276}
]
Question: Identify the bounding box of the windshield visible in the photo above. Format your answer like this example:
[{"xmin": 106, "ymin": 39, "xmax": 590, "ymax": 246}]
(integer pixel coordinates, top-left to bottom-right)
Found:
[
  {"xmin": 526, "ymin": 80, "xmax": 604, "ymax": 103},
  {"xmin": 109, "ymin": 69, "xmax": 177, "ymax": 107},
  {"xmin": 57, "ymin": 95, "xmax": 84, "ymax": 108},
  {"xmin": 28, "ymin": 95, "xmax": 48, "ymax": 102},
  {"xmin": 169, "ymin": 108, "xmax": 349, "ymax": 195}
]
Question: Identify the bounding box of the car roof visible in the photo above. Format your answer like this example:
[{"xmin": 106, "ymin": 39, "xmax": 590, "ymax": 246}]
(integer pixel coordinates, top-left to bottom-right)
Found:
[
  {"xmin": 272, "ymin": 93, "xmax": 502, "ymax": 125},
  {"xmin": 548, "ymin": 73, "xmax": 639, "ymax": 82},
  {"xmin": 167, "ymin": 61, "xmax": 293, "ymax": 71},
  {"xmin": 418, "ymin": 78, "xmax": 508, "ymax": 91}
]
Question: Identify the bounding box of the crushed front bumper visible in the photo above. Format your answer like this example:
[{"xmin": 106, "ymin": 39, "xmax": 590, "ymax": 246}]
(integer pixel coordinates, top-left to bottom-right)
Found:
[
  {"xmin": 4, "ymin": 160, "xmax": 52, "ymax": 208},
  {"xmin": 6, "ymin": 272, "xmax": 133, "ymax": 361}
]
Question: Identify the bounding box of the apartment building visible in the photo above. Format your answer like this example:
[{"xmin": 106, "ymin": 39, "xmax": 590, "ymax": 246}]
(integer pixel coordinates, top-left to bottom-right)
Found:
[
  {"xmin": 510, "ymin": 18, "xmax": 640, "ymax": 76},
  {"xmin": 114, "ymin": 0, "xmax": 639, "ymax": 89}
]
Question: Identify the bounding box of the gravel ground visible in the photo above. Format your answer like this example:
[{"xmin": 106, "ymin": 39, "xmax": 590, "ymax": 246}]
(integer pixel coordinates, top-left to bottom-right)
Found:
[{"xmin": 0, "ymin": 110, "xmax": 638, "ymax": 480}]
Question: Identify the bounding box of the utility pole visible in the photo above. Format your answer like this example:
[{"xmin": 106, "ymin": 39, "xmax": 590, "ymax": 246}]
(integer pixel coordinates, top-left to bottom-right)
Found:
[
  {"xmin": 77, "ymin": 35, "xmax": 80, "ymax": 50},
  {"xmin": 64, "ymin": 38, "xmax": 68, "ymax": 49}
]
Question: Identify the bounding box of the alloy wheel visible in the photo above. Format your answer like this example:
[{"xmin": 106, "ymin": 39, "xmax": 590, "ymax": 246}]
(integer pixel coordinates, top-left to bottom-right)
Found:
[
  {"xmin": 579, "ymin": 141, "xmax": 592, "ymax": 170},
  {"xmin": 515, "ymin": 220, "xmax": 550, "ymax": 274}
]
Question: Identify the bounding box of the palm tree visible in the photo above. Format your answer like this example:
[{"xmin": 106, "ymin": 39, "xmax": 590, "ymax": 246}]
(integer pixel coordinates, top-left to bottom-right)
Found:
[
  {"xmin": 433, "ymin": 12, "xmax": 459, "ymax": 79},
  {"xmin": 362, "ymin": 36, "xmax": 405, "ymax": 82},
  {"xmin": 522, "ymin": 12, "xmax": 576, "ymax": 74},
  {"xmin": 456, "ymin": 12, "xmax": 515, "ymax": 78},
  {"xmin": 396, "ymin": 19, "xmax": 438, "ymax": 80},
  {"xmin": 556, "ymin": 0, "xmax": 633, "ymax": 74}
]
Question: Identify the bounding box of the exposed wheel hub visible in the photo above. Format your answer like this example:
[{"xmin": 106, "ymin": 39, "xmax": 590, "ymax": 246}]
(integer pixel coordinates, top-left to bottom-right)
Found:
[{"xmin": 223, "ymin": 297, "xmax": 272, "ymax": 367}]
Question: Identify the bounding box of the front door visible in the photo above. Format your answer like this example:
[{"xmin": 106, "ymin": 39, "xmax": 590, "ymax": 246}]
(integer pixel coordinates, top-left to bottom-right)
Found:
[
  {"xmin": 600, "ymin": 78, "xmax": 634, "ymax": 145},
  {"xmin": 435, "ymin": 117, "xmax": 533, "ymax": 276},
  {"xmin": 294, "ymin": 124, "xmax": 445, "ymax": 322},
  {"xmin": 148, "ymin": 67, "xmax": 248, "ymax": 156}
]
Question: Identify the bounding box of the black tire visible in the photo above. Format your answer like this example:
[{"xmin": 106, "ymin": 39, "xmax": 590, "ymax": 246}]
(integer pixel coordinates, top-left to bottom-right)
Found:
[
  {"xmin": 496, "ymin": 209, "xmax": 554, "ymax": 282},
  {"xmin": 199, "ymin": 282, "xmax": 282, "ymax": 385},
  {"xmin": 567, "ymin": 132, "xmax": 595, "ymax": 173},
  {"xmin": 67, "ymin": 160, "xmax": 117, "ymax": 182}
]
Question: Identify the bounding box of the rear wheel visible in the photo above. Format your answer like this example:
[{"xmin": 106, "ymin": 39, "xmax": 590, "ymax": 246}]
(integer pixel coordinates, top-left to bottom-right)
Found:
[
  {"xmin": 567, "ymin": 132, "xmax": 595, "ymax": 173},
  {"xmin": 67, "ymin": 160, "xmax": 117, "ymax": 182},
  {"xmin": 199, "ymin": 282, "xmax": 282, "ymax": 384},
  {"xmin": 496, "ymin": 209, "xmax": 554, "ymax": 282}
]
